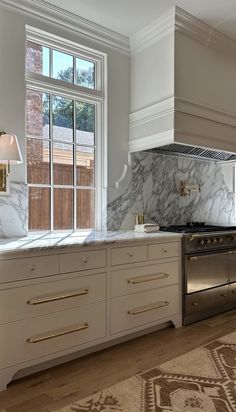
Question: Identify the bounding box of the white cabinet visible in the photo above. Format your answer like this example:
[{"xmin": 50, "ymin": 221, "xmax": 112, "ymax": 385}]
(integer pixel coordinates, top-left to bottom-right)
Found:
[{"xmin": 0, "ymin": 237, "xmax": 181, "ymax": 391}]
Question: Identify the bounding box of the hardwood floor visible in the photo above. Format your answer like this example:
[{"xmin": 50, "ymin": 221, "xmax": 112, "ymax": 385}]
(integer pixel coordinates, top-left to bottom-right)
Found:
[{"xmin": 1, "ymin": 310, "xmax": 236, "ymax": 412}]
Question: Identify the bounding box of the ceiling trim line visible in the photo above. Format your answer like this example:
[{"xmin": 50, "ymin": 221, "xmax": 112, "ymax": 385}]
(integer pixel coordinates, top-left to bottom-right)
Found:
[
  {"xmin": 175, "ymin": 6, "xmax": 236, "ymax": 61},
  {"xmin": 0, "ymin": 0, "xmax": 130, "ymax": 54}
]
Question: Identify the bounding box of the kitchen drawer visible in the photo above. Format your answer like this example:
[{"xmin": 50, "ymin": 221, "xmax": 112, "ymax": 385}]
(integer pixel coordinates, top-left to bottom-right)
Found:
[
  {"xmin": 0, "ymin": 255, "xmax": 59, "ymax": 283},
  {"xmin": 60, "ymin": 250, "xmax": 107, "ymax": 273},
  {"xmin": 0, "ymin": 273, "xmax": 106, "ymax": 324},
  {"xmin": 111, "ymin": 261, "xmax": 179, "ymax": 297},
  {"xmin": 0, "ymin": 302, "xmax": 106, "ymax": 369},
  {"xmin": 185, "ymin": 285, "xmax": 228, "ymax": 317},
  {"xmin": 111, "ymin": 245, "xmax": 147, "ymax": 266},
  {"xmin": 228, "ymin": 283, "xmax": 236, "ymax": 303},
  {"xmin": 110, "ymin": 285, "xmax": 180, "ymax": 334},
  {"xmin": 148, "ymin": 242, "xmax": 179, "ymax": 261}
]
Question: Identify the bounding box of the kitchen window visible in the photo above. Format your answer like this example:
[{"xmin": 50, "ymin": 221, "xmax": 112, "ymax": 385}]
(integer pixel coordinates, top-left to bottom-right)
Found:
[{"xmin": 25, "ymin": 27, "xmax": 107, "ymax": 231}]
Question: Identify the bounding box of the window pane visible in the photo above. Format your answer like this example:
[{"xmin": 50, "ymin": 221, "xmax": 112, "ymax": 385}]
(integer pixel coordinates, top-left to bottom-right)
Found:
[
  {"xmin": 29, "ymin": 187, "xmax": 51, "ymax": 230},
  {"xmin": 76, "ymin": 146, "xmax": 94, "ymax": 187},
  {"xmin": 52, "ymin": 50, "xmax": 73, "ymax": 82},
  {"xmin": 54, "ymin": 188, "xmax": 73, "ymax": 229},
  {"xmin": 53, "ymin": 142, "xmax": 73, "ymax": 185},
  {"xmin": 26, "ymin": 41, "xmax": 50, "ymax": 76},
  {"xmin": 52, "ymin": 96, "xmax": 73, "ymax": 142},
  {"xmin": 77, "ymin": 189, "xmax": 95, "ymax": 229},
  {"xmin": 75, "ymin": 101, "xmax": 95, "ymax": 145},
  {"xmin": 27, "ymin": 139, "xmax": 50, "ymax": 184},
  {"xmin": 76, "ymin": 58, "xmax": 95, "ymax": 89},
  {"xmin": 26, "ymin": 90, "xmax": 49, "ymax": 139}
]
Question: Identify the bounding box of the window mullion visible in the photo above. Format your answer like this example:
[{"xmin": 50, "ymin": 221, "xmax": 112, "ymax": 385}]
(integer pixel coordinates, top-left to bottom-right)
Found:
[
  {"xmin": 73, "ymin": 99, "xmax": 77, "ymax": 230},
  {"xmin": 49, "ymin": 93, "xmax": 54, "ymax": 231}
]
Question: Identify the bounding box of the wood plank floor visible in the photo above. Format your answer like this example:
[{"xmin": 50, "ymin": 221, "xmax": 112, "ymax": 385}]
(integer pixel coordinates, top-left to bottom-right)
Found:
[{"xmin": 1, "ymin": 310, "xmax": 236, "ymax": 412}]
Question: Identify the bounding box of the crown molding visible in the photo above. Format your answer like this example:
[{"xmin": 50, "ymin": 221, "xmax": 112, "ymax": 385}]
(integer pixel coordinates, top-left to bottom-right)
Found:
[
  {"xmin": 175, "ymin": 6, "xmax": 236, "ymax": 61},
  {"xmin": 175, "ymin": 97, "xmax": 236, "ymax": 128},
  {"xmin": 130, "ymin": 8, "xmax": 175, "ymax": 55},
  {"xmin": 0, "ymin": 0, "xmax": 130, "ymax": 54},
  {"xmin": 129, "ymin": 97, "xmax": 175, "ymax": 128}
]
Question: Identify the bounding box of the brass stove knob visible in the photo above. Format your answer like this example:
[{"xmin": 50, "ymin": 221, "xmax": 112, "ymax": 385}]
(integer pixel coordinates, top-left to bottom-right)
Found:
[
  {"xmin": 212, "ymin": 239, "xmax": 218, "ymax": 244},
  {"xmin": 199, "ymin": 240, "xmax": 205, "ymax": 246},
  {"xmin": 206, "ymin": 239, "xmax": 212, "ymax": 245},
  {"xmin": 218, "ymin": 238, "xmax": 223, "ymax": 244},
  {"xmin": 231, "ymin": 236, "xmax": 236, "ymax": 242}
]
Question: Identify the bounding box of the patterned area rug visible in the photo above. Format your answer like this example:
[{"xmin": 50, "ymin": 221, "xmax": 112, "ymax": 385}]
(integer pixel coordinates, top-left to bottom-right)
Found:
[{"xmin": 56, "ymin": 331, "xmax": 236, "ymax": 412}]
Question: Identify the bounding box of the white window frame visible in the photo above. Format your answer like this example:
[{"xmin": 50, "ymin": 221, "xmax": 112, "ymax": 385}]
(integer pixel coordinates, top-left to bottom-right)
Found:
[{"xmin": 25, "ymin": 26, "xmax": 107, "ymax": 231}]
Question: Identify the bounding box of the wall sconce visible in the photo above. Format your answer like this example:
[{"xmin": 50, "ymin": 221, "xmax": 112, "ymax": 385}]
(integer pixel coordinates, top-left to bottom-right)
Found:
[
  {"xmin": 179, "ymin": 180, "xmax": 200, "ymax": 197},
  {"xmin": 0, "ymin": 132, "xmax": 22, "ymax": 194}
]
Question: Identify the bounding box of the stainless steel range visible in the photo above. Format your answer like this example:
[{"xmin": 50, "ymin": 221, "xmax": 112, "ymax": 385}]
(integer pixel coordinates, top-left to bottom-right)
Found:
[{"xmin": 160, "ymin": 223, "xmax": 236, "ymax": 325}]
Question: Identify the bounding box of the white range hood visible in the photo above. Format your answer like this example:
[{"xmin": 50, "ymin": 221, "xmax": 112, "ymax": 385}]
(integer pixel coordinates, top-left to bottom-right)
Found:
[{"xmin": 129, "ymin": 7, "xmax": 236, "ymax": 161}]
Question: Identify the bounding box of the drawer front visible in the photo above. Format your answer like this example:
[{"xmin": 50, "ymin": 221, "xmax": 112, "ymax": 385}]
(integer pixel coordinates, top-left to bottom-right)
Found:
[
  {"xmin": 148, "ymin": 242, "xmax": 180, "ymax": 261},
  {"xmin": 0, "ymin": 255, "xmax": 59, "ymax": 283},
  {"xmin": 111, "ymin": 245, "xmax": 147, "ymax": 266},
  {"xmin": 228, "ymin": 283, "xmax": 236, "ymax": 304},
  {"xmin": 111, "ymin": 285, "xmax": 180, "ymax": 334},
  {"xmin": 0, "ymin": 273, "xmax": 106, "ymax": 324},
  {"xmin": 185, "ymin": 285, "xmax": 228, "ymax": 317},
  {"xmin": 60, "ymin": 250, "xmax": 107, "ymax": 273},
  {"xmin": 111, "ymin": 261, "xmax": 179, "ymax": 298},
  {"xmin": 0, "ymin": 302, "xmax": 106, "ymax": 369}
]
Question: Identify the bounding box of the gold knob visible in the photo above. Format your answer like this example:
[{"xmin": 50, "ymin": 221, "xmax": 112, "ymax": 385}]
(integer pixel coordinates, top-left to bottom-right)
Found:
[
  {"xmin": 127, "ymin": 253, "xmax": 134, "ymax": 258},
  {"xmin": 206, "ymin": 239, "xmax": 211, "ymax": 245},
  {"xmin": 192, "ymin": 302, "xmax": 199, "ymax": 307}
]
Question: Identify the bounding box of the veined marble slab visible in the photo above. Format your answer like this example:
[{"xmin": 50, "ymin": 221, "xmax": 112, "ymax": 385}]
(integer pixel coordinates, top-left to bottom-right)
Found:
[
  {"xmin": 107, "ymin": 153, "xmax": 236, "ymax": 230},
  {"xmin": 0, "ymin": 182, "xmax": 28, "ymax": 237}
]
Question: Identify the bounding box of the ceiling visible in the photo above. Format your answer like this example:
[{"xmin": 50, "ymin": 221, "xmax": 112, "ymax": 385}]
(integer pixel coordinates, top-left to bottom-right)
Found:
[{"xmin": 43, "ymin": 0, "xmax": 236, "ymax": 40}]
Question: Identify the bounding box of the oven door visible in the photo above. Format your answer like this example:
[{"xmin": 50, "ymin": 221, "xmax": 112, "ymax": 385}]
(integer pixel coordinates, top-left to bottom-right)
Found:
[{"xmin": 185, "ymin": 251, "xmax": 229, "ymax": 293}]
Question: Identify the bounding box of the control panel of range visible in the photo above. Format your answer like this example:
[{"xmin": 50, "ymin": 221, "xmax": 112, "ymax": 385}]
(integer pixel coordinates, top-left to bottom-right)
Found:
[{"xmin": 185, "ymin": 232, "xmax": 236, "ymax": 253}]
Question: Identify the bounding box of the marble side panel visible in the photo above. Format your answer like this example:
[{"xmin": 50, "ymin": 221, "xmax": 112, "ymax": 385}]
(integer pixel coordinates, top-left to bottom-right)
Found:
[
  {"xmin": 107, "ymin": 153, "xmax": 236, "ymax": 230},
  {"xmin": 0, "ymin": 182, "xmax": 28, "ymax": 237}
]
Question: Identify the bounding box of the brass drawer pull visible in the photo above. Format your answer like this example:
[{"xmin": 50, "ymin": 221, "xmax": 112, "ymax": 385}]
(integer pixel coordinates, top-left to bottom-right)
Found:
[
  {"xmin": 27, "ymin": 322, "xmax": 88, "ymax": 344},
  {"xmin": 127, "ymin": 252, "xmax": 134, "ymax": 258},
  {"xmin": 161, "ymin": 248, "xmax": 168, "ymax": 253},
  {"xmin": 127, "ymin": 273, "xmax": 169, "ymax": 285},
  {"xmin": 192, "ymin": 302, "xmax": 199, "ymax": 307},
  {"xmin": 82, "ymin": 258, "xmax": 88, "ymax": 264},
  {"xmin": 27, "ymin": 288, "xmax": 89, "ymax": 305},
  {"xmin": 128, "ymin": 301, "xmax": 169, "ymax": 315}
]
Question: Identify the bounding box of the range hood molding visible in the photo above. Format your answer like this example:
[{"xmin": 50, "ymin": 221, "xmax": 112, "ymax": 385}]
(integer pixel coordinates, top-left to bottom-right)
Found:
[{"xmin": 129, "ymin": 8, "xmax": 236, "ymax": 161}]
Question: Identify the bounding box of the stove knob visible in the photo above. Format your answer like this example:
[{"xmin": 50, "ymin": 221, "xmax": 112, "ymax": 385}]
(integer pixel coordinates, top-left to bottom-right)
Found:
[
  {"xmin": 206, "ymin": 239, "xmax": 212, "ymax": 245},
  {"xmin": 218, "ymin": 238, "xmax": 223, "ymax": 244},
  {"xmin": 212, "ymin": 238, "xmax": 218, "ymax": 245},
  {"xmin": 199, "ymin": 240, "xmax": 205, "ymax": 246},
  {"xmin": 231, "ymin": 236, "xmax": 236, "ymax": 242}
]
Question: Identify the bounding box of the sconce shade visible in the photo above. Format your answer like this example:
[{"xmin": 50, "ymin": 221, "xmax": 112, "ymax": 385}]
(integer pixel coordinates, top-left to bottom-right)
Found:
[{"xmin": 0, "ymin": 134, "xmax": 22, "ymax": 164}]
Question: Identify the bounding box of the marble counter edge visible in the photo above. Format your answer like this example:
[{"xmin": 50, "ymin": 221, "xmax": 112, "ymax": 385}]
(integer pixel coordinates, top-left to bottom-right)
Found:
[{"xmin": 0, "ymin": 231, "xmax": 183, "ymax": 256}]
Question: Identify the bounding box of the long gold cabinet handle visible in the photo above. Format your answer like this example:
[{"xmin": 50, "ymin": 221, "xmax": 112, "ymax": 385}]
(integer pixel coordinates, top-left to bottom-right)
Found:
[
  {"xmin": 27, "ymin": 288, "xmax": 89, "ymax": 305},
  {"xmin": 127, "ymin": 273, "xmax": 169, "ymax": 285},
  {"xmin": 27, "ymin": 322, "xmax": 89, "ymax": 343},
  {"xmin": 128, "ymin": 301, "xmax": 169, "ymax": 315}
]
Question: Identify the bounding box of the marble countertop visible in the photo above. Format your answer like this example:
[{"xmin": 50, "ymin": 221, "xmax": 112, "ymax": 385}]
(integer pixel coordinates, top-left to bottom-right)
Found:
[{"xmin": 0, "ymin": 230, "xmax": 182, "ymax": 254}]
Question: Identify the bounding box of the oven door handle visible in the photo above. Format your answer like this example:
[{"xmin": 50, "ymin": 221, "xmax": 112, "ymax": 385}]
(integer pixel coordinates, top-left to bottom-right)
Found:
[{"xmin": 187, "ymin": 250, "xmax": 236, "ymax": 261}]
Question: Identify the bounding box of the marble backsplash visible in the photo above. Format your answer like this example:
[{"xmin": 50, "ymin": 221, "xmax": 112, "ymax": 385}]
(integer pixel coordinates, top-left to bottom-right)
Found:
[
  {"xmin": 107, "ymin": 152, "xmax": 236, "ymax": 230},
  {"xmin": 0, "ymin": 182, "xmax": 28, "ymax": 237}
]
